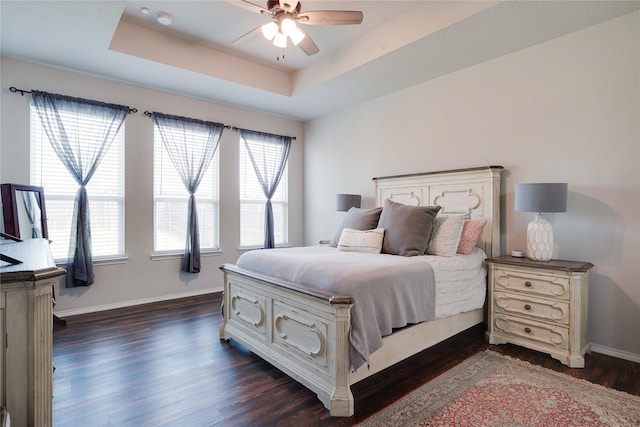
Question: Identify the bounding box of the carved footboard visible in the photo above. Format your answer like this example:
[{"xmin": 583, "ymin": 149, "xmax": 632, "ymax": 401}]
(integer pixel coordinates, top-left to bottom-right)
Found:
[{"xmin": 219, "ymin": 264, "xmax": 355, "ymax": 417}]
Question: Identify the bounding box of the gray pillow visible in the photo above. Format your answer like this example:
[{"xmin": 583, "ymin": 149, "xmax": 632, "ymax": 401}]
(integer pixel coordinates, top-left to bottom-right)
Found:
[
  {"xmin": 378, "ymin": 199, "xmax": 441, "ymax": 256},
  {"xmin": 330, "ymin": 207, "xmax": 383, "ymax": 247}
]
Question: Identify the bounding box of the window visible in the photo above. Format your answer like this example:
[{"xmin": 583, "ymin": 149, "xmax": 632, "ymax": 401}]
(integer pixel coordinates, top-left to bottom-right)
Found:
[
  {"xmin": 30, "ymin": 106, "xmax": 125, "ymax": 261},
  {"xmin": 239, "ymin": 141, "xmax": 288, "ymax": 248},
  {"xmin": 153, "ymin": 124, "xmax": 220, "ymax": 253}
]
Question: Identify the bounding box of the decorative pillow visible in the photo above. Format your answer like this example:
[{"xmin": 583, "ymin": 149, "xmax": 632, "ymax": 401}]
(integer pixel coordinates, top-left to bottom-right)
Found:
[
  {"xmin": 330, "ymin": 207, "xmax": 383, "ymax": 247},
  {"xmin": 377, "ymin": 199, "xmax": 441, "ymax": 256},
  {"xmin": 337, "ymin": 228, "xmax": 385, "ymax": 254},
  {"xmin": 427, "ymin": 215, "xmax": 465, "ymax": 257},
  {"xmin": 457, "ymin": 219, "xmax": 488, "ymax": 255}
]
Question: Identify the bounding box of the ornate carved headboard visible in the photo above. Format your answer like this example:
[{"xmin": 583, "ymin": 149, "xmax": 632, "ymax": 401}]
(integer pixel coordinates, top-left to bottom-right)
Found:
[{"xmin": 373, "ymin": 166, "xmax": 503, "ymax": 257}]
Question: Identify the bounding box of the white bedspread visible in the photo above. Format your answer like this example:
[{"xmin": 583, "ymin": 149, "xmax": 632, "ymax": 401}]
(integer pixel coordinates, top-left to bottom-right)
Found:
[
  {"xmin": 236, "ymin": 246, "xmax": 437, "ymax": 370},
  {"xmin": 419, "ymin": 248, "xmax": 487, "ymax": 318}
]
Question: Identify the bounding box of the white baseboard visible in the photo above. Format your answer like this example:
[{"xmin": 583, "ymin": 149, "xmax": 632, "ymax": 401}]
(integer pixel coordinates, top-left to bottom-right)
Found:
[
  {"xmin": 54, "ymin": 287, "xmax": 223, "ymax": 318},
  {"xmin": 591, "ymin": 343, "xmax": 640, "ymax": 364}
]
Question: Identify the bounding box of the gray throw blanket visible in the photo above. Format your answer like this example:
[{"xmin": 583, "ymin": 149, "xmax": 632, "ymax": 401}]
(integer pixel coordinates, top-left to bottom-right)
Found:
[{"xmin": 236, "ymin": 246, "xmax": 436, "ymax": 371}]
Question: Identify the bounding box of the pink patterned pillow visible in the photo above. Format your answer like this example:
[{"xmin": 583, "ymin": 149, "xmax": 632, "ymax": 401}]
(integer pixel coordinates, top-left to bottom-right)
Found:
[{"xmin": 457, "ymin": 219, "xmax": 487, "ymax": 255}]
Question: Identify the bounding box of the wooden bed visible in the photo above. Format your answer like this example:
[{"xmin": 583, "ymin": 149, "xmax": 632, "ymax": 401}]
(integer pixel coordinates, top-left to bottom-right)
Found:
[{"xmin": 219, "ymin": 166, "xmax": 503, "ymax": 416}]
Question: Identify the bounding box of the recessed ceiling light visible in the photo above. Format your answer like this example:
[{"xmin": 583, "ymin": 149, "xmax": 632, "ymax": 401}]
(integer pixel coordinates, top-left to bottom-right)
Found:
[
  {"xmin": 156, "ymin": 12, "xmax": 173, "ymax": 26},
  {"xmin": 140, "ymin": 7, "xmax": 150, "ymax": 15}
]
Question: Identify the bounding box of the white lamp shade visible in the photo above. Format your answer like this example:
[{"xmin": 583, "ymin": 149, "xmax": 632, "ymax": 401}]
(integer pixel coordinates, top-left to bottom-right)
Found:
[
  {"xmin": 281, "ymin": 18, "xmax": 297, "ymax": 36},
  {"xmin": 273, "ymin": 32, "xmax": 287, "ymax": 48},
  {"xmin": 335, "ymin": 194, "xmax": 361, "ymax": 212},
  {"xmin": 289, "ymin": 26, "xmax": 305, "ymax": 45},
  {"xmin": 261, "ymin": 22, "xmax": 278, "ymax": 40}
]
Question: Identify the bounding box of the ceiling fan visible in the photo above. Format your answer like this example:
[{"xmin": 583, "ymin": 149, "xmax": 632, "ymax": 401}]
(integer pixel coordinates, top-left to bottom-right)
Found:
[{"xmin": 232, "ymin": 0, "xmax": 364, "ymax": 56}]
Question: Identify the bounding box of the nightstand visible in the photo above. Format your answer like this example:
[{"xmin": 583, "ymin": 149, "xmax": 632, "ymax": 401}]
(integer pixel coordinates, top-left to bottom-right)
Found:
[{"xmin": 486, "ymin": 255, "xmax": 593, "ymax": 368}]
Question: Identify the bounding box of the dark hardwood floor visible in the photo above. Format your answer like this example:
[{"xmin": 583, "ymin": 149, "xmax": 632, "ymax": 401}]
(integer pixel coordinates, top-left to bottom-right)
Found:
[{"xmin": 53, "ymin": 293, "xmax": 640, "ymax": 426}]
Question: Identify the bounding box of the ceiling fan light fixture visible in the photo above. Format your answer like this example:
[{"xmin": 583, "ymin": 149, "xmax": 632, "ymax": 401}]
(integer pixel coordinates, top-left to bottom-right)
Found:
[
  {"xmin": 261, "ymin": 22, "xmax": 278, "ymax": 40},
  {"xmin": 289, "ymin": 26, "xmax": 305, "ymax": 45},
  {"xmin": 234, "ymin": 0, "xmax": 363, "ymax": 58},
  {"xmin": 273, "ymin": 32, "xmax": 287, "ymax": 48},
  {"xmin": 281, "ymin": 18, "xmax": 297, "ymax": 36}
]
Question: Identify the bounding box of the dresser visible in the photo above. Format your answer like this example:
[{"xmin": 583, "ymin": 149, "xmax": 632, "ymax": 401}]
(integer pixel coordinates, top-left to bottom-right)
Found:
[
  {"xmin": 1, "ymin": 239, "xmax": 65, "ymax": 427},
  {"xmin": 486, "ymin": 255, "xmax": 593, "ymax": 368}
]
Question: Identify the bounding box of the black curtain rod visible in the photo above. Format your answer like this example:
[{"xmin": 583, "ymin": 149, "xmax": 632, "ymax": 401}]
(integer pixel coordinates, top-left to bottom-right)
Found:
[
  {"xmin": 231, "ymin": 126, "xmax": 297, "ymax": 140},
  {"xmin": 143, "ymin": 110, "xmax": 231, "ymax": 129},
  {"xmin": 9, "ymin": 86, "xmax": 138, "ymax": 114},
  {"xmin": 144, "ymin": 111, "xmax": 296, "ymax": 140}
]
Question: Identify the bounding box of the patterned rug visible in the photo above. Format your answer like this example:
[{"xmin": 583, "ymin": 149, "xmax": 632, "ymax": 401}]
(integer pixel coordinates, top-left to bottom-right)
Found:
[{"xmin": 357, "ymin": 350, "xmax": 640, "ymax": 427}]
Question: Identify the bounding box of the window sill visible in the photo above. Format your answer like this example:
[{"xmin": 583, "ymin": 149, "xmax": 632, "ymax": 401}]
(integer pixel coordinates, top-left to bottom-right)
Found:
[
  {"xmin": 238, "ymin": 245, "xmax": 292, "ymax": 254},
  {"xmin": 55, "ymin": 255, "xmax": 129, "ymax": 267},
  {"xmin": 150, "ymin": 250, "xmax": 223, "ymax": 261}
]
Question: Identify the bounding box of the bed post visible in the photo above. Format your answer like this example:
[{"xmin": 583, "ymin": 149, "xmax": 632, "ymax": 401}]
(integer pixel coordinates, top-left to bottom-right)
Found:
[
  {"xmin": 328, "ymin": 302, "xmax": 354, "ymax": 417},
  {"xmin": 487, "ymin": 166, "xmax": 503, "ymax": 258},
  {"xmin": 219, "ymin": 287, "xmax": 230, "ymax": 341}
]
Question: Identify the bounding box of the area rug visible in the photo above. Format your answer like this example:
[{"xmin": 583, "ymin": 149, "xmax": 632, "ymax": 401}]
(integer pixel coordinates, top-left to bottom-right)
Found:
[{"xmin": 357, "ymin": 350, "xmax": 640, "ymax": 427}]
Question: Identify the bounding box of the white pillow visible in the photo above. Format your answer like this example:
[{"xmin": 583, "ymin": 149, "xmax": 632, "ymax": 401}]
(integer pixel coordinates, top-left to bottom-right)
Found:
[
  {"xmin": 337, "ymin": 228, "xmax": 385, "ymax": 254},
  {"xmin": 427, "ymin": 215, "xmax": 465, "ymax": 257}
]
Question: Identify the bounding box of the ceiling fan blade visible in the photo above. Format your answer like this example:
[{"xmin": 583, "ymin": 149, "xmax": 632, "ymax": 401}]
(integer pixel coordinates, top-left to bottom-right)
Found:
[
  {"xmin": 234, "ymin": 0, "xmax": 271, "ymax": 16},
  {"xmin": 232, "ymin": 26, "xmax": 263, "ymax": 45},
  {"xmin": 296, "ymin": 27, "xmax": 319, "ymax": 56},
  {"xmin": 298, "ymin": 10, "xmax": 363, "ymax": 25}
]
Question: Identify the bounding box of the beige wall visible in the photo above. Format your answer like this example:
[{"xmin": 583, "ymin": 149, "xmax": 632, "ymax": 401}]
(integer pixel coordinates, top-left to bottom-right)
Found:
[
  {"xmin": 304, "ymin": 12, "xmax": 640, "ymax": 359},
  {"xmin": 0, "ymin": 57, "xmax": 304, "ymax": 315}
]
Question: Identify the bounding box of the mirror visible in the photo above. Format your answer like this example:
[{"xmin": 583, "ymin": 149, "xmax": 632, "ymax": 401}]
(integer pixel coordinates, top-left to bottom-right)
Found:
[{"xmin": 1, "ymin": 183, "xmax": 48, "ymax": 240}]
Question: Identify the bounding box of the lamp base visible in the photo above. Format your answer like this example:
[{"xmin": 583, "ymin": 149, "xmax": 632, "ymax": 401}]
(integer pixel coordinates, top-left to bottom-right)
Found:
[{"xmin": 527, "ymin": 213, "xmax": 553, "ymax": 261}]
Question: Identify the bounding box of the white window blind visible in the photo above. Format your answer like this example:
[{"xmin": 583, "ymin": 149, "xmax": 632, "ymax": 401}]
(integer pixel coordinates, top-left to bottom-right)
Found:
[
  {"xmin": 153, "ymin": 125, "xmax": 219, "ymax": 253},
  {"xmin": 30, "ymin": 106, "xmax": 125, "ymax": 261},
  {"xmin": 239, "ymin": 141, "xmax": 288, "ymax": 248}
]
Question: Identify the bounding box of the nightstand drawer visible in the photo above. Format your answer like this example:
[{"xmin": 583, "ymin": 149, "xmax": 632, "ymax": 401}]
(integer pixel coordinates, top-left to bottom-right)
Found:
[
  {"xmin": 494, "ymin": 268, "xmax": 569, "ymax": 300},
  {"xmin": 494, "ymin": 291, "xmax": 569, "ymax": 325},
  {"xmin": 493, "ymin": 313, "xmax": 569, "ymax": 350}
]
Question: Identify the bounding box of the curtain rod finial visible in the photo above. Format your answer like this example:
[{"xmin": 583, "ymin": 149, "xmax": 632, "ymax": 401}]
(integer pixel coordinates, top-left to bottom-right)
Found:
[{"xmin": 10, "ymin": 86, "xmax": 30, "ymax": 96}]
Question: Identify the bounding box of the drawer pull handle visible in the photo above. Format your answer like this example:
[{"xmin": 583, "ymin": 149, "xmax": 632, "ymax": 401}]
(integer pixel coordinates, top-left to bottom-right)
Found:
[
  {"xmin": 524, "ymin": 327, "xmax": 532, "ymax": 333},
  {"xmin": 524, "ymin": 304, "xmax": 531, "ymax": 310},
  {"xmin": 524, "ymin": 281, "xmax": 532, "ymax": 287}
]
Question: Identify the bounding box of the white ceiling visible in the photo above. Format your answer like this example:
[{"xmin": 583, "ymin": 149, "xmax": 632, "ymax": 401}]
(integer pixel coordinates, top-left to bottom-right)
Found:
[{"xmin": 2, "ymin": 1, "xmax": 639, "ymax": 121}]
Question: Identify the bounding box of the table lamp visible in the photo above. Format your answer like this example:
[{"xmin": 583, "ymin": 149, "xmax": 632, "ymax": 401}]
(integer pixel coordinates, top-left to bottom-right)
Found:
[
  {"xmin": 515, "ymin": 183, "xmax": 567, "ymax": 261},
  {"xmin": 335, "ymin": 194, "xmax": 361, "ymax": 212}
]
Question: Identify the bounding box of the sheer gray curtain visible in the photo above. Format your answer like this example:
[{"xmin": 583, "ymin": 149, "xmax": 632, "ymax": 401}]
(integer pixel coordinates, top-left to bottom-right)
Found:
[
  {"xmin": 153, "ymin": 112, "xmax": 223, "ymax": 273},
  {"xmin": 239, "ymin": 130, "xmax": 291, "ymax": 249},
  {"xmin": 31, "ymin": 91, "xmax": 129, "ymax": 287}
]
